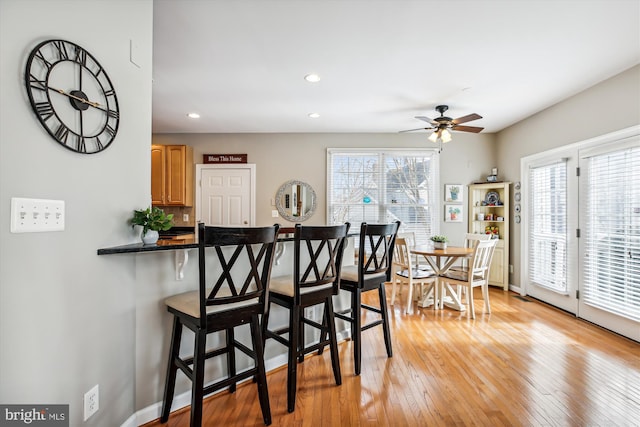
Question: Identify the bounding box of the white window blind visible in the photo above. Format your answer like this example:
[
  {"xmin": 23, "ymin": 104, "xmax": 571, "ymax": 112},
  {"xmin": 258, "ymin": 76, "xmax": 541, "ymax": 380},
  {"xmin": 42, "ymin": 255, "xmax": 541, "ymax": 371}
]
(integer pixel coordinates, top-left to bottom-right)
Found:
[
  {"xmin": 583, "ymin": 146, "xmax": 640, "ymax": 321},
  {"xmin": 327, "ymin": 150, "xmax": 437, "ymax": 244},
  {"xmin": 528, "ymin": 160, "xmax": 568, "ymax": 292}
]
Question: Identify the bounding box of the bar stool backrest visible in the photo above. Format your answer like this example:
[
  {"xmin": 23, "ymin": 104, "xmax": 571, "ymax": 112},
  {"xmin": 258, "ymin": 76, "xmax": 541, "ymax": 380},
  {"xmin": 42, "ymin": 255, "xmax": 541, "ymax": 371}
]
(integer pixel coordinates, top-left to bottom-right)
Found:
[
  {"xmin": 293, "ymin": 222, "xmax": 351, "ymax": 302},
  {"xmin": 356, "ymin": 221, "xmax": 401, "ymax": 286},
  {"xmin": 197, "ymin": 223, "xmax": 280, "ymax": 322}
]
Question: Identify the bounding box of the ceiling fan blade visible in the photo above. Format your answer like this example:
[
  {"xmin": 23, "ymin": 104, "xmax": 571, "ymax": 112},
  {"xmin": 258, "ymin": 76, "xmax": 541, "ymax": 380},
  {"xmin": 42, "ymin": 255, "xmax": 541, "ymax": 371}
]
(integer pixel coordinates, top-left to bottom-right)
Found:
[
  {"xmin": 452, "ymin": 113, "xmax": 482, "ymax": 125},
  {"xmin": 415, "ymin": 116, "xmax": 437, "ymax": 125},
  {"xmin": 451, "ymin": 125, "xmax": 484, "ymax": 133},
  {"xmin": 399, "ymin": 127, "xmax": 434, "ymax": 133}
]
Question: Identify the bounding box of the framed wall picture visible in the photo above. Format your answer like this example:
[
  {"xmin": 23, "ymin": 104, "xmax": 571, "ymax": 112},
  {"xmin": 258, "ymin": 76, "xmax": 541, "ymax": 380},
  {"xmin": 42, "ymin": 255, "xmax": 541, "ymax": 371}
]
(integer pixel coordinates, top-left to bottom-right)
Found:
[
  {"xmin": 445, "ymin": 184, "xmax": 463, "ymax": 202},
  {"xmin": 445, "ymin": 204, "xmax": 463, "ymax": 222}
]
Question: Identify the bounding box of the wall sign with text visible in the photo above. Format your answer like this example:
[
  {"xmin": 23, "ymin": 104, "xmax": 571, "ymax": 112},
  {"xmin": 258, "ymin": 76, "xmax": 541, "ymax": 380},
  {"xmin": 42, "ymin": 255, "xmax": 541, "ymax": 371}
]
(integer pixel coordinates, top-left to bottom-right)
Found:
[{"xmin": 203, "ymin": 154, "xmax": 247, "ymax": 164}]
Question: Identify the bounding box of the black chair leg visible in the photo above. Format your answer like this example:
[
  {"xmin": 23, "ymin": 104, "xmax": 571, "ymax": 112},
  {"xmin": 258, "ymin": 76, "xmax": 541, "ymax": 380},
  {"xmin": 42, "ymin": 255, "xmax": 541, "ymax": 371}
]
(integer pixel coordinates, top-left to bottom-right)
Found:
[
  {"xmin": 325, "ymin": 297, "xmax": 342, "ymax": 385},
  {"xmin": 261, "ymin": 302, "xmax": 271, "ymax": 352},
  {"xmin": 287, "ymin": 305, "xmax": 300, "ymax": 413},
  {"xmin": 352, "ymin": 289, "xmax": 362, "ymax": 376},
  {"xmin": 298, "ymin": 309, "xmax": 305, "ymax": 363},
  {"xmin": 378, "ymin": 284, "xmax": 393, "ymax": 357},
  {"xmin": 190, "ymin": 328, "xmax": 206, "ymax": 427},
  {"xmin": 317, "ymin": 308, "xmax": 327, "ymax": 355},
  {"xmin": 160, "ymin": 316, "xmax": 182, "ymax": 423},
  {"xmin": 250, "ymin": 314, "xmax": 272, "ymax": 425},
  {"xmin": 227, "ymin": 327, "xmax": 237, "ymax": 393}
]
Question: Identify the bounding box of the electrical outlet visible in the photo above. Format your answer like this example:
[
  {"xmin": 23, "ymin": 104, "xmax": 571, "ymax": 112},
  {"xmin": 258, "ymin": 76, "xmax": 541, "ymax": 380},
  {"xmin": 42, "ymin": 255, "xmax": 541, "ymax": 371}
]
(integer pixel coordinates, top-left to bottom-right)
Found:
[
  {"xmin": 271, "ymin": 210, "xmax": 279, "ymax": 218},
  {"xmin": 84, "ymin": 384, "xmax": 99, "ymax": 421},
  {"xmin": 183, "ymin": 213, "xmax": 189, "ymax": 222},
  {"xmin": 10, "ymin": 197, "xmax": 65, "ymax": 233},
  {"xmin": 510, "ymin": 264, "xmax": 514, "ymax": 274}
]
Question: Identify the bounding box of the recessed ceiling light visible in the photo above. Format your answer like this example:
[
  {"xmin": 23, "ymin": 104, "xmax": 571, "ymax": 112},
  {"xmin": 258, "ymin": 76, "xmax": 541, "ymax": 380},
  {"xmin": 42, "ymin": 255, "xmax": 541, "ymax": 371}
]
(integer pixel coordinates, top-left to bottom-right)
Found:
[
  {"xmin": 308, "ymin": 113, "xmax": 320, "ymax": 118},
  {"xmin": 187, "ymin": 112, "xmax": 200, "ymax": 119},
  {"xmin": 304, "ymin": 74, "xmax": 321, "ymax": 83}
]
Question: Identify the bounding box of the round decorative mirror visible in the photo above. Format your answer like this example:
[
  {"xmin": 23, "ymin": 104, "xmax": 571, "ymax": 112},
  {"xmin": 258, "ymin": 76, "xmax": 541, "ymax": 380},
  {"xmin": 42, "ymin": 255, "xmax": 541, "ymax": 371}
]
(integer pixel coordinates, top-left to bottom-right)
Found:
[{"xmin": 275, "ymin": 180, "xmax": 317, "ymax": 222}]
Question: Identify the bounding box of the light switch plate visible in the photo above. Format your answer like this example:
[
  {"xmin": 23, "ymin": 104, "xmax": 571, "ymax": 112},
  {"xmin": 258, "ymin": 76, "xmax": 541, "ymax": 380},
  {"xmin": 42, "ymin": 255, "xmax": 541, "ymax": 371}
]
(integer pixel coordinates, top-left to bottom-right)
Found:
[{"xmin": 10, "ymin": 197, "xmax": 65, "ymax": 233}]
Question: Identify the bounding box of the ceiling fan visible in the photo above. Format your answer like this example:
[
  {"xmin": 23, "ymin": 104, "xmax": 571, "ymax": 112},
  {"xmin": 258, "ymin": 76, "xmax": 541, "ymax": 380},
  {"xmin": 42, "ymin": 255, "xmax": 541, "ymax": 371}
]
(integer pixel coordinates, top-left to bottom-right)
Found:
[{"xmin": 400, "ymin": 105, "xmax": 484, "ymax": 145}]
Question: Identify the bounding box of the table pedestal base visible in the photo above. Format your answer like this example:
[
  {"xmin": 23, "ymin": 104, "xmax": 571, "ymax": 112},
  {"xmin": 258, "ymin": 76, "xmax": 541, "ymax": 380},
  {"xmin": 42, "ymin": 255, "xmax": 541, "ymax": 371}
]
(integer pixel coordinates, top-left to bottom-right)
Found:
[{"xmin": 417, "ymin": 281, "xmax": 466, "ymax": 311}]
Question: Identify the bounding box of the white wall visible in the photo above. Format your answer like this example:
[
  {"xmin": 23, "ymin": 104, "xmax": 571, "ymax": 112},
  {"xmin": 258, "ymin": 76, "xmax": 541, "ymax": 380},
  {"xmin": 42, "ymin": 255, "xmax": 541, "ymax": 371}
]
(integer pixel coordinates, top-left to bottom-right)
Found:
[
  {"xmin": 0, "ymin": 1, "xmax": 153, "ymax": 426},
  {"xmin": 496, "ymin": 64, "xmax": 640, "ymax": 287}
]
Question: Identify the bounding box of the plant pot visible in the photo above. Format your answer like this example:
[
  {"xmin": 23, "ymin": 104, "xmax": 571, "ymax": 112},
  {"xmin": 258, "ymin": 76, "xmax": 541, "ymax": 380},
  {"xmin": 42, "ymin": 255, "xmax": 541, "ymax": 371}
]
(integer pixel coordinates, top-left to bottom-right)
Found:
[
  {"xmin": 433, "ymin": 242, "xmax": 447, "ymax": 250},
  {"xmin": 142, "ymin": 230, "xmax": 159, "ymax": 245}
]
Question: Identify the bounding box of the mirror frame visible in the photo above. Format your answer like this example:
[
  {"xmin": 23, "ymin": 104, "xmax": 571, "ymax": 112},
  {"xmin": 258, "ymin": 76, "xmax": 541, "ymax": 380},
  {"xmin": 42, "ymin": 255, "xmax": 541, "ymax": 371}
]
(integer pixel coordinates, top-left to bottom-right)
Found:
[{"xmin": 275, "ymin": 179, "xmax": 317, "ymax": 222}]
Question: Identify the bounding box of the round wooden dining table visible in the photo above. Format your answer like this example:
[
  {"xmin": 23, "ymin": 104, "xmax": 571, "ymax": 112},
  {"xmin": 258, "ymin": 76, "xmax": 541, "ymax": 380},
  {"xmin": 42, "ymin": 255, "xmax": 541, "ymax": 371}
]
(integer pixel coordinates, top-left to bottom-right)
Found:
[{"xmin": 410, "ymin": 244, "xmax": 474, "ymax": 310}]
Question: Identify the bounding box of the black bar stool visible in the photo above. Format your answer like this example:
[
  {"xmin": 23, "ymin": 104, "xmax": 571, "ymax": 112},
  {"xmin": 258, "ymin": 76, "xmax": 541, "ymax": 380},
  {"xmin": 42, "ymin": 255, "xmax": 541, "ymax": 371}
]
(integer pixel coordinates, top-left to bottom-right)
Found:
[
  {"xmin": 263, "ymin": 223, "xmax": 350, "ymax": 412},
  {"xmin": 160, "ymin": 223, "xmax": 280, "ymax": 426},
  {"xmin": 334, "ymin": 221, "xmax": 400, "ymax": 375}
]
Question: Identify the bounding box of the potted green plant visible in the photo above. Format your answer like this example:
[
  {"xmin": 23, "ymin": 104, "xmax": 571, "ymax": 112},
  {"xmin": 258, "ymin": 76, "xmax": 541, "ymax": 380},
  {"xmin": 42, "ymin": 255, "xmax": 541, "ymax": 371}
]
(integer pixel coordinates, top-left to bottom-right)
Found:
[
  {"xmin": 130, "ymin": 206, "xmax": 174, "ymax": 244},
  {"xmin": 430, "ymin": 235, "xmax": 449, "ymax": 250}
]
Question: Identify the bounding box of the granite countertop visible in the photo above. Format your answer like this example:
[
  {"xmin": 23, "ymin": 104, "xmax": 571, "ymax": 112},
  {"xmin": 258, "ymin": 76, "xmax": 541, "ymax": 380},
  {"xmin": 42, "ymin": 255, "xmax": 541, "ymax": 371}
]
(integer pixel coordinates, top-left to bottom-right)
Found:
[{"xmin": 97, "ymin": 226, "xmax": 355, "ymax": 256}]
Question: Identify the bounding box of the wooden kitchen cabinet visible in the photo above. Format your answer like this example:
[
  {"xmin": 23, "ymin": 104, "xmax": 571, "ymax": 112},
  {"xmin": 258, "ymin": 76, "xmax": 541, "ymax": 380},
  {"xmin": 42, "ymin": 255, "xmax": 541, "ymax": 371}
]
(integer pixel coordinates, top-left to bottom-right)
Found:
[{"xmin": 151, "ymin": 144, "xmax": 194, "ymax": 206}]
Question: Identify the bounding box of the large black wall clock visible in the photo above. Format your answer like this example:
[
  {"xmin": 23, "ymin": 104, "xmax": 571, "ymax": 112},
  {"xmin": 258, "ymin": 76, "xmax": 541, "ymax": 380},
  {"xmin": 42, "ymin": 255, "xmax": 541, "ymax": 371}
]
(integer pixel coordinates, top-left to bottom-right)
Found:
[{"xmin": 24, "ymin": 39, "xmax": 120, "ymax": 154}]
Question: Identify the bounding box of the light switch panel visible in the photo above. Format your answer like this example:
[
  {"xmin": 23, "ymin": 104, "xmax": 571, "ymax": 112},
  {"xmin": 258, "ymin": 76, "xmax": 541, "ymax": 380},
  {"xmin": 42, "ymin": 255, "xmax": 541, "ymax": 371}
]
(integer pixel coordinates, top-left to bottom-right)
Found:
[{"xmin": 10, "ymin": 197, "xmax": 65, "ymax": 233}]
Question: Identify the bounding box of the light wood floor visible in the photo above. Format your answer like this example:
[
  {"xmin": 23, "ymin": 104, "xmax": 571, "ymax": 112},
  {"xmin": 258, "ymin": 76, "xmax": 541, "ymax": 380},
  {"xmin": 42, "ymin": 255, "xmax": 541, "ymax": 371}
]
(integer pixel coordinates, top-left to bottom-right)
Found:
[{"xmin": 145, "ymin": 287, "xmax": 640, "ymax": 427}]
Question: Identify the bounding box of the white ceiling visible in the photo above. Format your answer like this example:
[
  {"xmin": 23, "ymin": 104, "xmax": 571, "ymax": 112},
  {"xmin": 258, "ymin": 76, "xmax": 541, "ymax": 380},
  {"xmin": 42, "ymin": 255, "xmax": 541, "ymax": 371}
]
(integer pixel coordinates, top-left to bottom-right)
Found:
[{"xmin": 152, "ymin": 0, "xmax": 640, "ymax": 135}]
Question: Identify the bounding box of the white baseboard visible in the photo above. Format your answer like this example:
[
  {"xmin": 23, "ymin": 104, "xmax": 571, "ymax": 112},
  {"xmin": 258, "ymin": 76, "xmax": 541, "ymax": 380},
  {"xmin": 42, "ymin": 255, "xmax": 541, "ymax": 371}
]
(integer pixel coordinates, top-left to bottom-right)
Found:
[{"xmin": 124, "ymin": 330, "xmax": 351, "ymax": 426}]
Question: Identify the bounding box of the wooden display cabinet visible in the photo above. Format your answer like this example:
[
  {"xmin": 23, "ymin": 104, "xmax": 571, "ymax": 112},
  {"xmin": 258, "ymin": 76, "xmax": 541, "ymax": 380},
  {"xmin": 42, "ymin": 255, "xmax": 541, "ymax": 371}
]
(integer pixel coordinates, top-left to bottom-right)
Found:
[
  {"xmin": 467, "ymin": 182, "xmax": 511, "ymax": 290},
  {"xmin": 151, "ymin": 145, "xmax": 194, "ymax": 207}
]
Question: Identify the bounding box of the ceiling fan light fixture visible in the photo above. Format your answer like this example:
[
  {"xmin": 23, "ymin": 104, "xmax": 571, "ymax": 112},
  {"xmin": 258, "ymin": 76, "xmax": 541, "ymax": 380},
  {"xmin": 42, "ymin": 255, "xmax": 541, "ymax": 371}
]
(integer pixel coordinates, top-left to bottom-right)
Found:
[
  {"xmin": 428, "ymin": 131, "xmax": 438, "ymax": 143},
  {"xmin": 441, "ymin": 129, "xmax": 452, "ymax": 143}
]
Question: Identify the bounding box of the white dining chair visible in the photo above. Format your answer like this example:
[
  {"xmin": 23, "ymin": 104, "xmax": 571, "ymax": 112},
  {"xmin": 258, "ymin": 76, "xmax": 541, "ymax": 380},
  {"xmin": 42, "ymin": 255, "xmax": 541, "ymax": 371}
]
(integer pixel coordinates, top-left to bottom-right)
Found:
[
  {"xmin": 440, "ymin": 239, "xmax": 497, "ymax": 319},
  {"xmin": 389, "ymin": 237, "xmax": 437, "ymax": 313}
]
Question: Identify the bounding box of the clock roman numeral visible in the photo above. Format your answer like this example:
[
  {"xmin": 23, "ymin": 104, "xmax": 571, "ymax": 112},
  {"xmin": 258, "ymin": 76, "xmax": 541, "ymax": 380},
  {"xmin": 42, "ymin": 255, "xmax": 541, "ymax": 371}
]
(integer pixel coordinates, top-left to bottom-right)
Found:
[
  {"xmin": 34, "ymin": 50, "xmax": 53, "ymax": 70},
  {"xmin": 53, "ymin": 41, "xmax": 69, "ymax": 60},
  {"xmin": 28, "ymin": 74, "xmax": 47, "ymax": 92},
  {"xmin": 77, "ymin": 137, "xmax": 86, "ymax": 153},
  {"xmin": 105, "ymin": 124, "xmax": 116, "ymax": 137},
  {"xmin": 107, "ymin": 109, "xmax": 119, "ymax": 119},
  {"xmin": 75, "ymin": 47, "xmax": 87, "ymax": 66},
  {"xmin": 54, "ymin": 124, "xmax": 69, "ymax": 143},
  {"xmin": 104, "ymin": 89, "xmax": 115, "ymax": 98},
  {"xmin": 94, "ymin": 136, "xmax": 104, "ymax": 151},
  {"xmin": 35, "ymin": 102, "xmax": 54, "ymax": 121}
]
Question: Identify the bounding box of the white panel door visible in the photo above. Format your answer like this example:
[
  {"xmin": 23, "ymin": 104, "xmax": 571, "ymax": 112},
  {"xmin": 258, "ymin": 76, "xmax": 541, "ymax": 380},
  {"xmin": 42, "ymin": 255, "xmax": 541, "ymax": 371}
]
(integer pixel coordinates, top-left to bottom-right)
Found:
[{"xmin": 197, "ymin": 165, "xmax": 255, "ymax": 226}]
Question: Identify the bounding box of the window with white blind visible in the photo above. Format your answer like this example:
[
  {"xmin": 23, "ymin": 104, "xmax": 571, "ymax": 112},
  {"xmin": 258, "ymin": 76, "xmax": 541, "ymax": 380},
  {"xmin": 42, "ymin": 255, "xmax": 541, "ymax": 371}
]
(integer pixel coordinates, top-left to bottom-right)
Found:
[
  {"xmin": 327, "ymin": 149, "xmax": 438, "ymax": 244},
  {"xmin": 528, "ymin": 160, "xmax": 568, "ymax": 292},
  {"xmin": 582, "ymin": 146, "xmax": 640, "ymax": 321}
]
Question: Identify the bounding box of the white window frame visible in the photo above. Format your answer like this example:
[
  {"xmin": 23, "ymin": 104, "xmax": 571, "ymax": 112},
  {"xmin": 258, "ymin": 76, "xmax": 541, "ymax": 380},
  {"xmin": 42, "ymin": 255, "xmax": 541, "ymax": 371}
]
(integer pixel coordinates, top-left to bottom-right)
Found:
[{"xmin": 326, "ymin": 148, "xmax": 439, "ymax": 243}]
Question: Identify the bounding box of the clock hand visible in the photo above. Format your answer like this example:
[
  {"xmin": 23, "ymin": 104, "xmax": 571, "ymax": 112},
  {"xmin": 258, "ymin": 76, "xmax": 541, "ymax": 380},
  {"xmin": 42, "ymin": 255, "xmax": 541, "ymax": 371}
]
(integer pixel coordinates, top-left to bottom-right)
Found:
[{"xmin": 48, "ymin": 86, "xmax": 101, "ymax": 108}]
